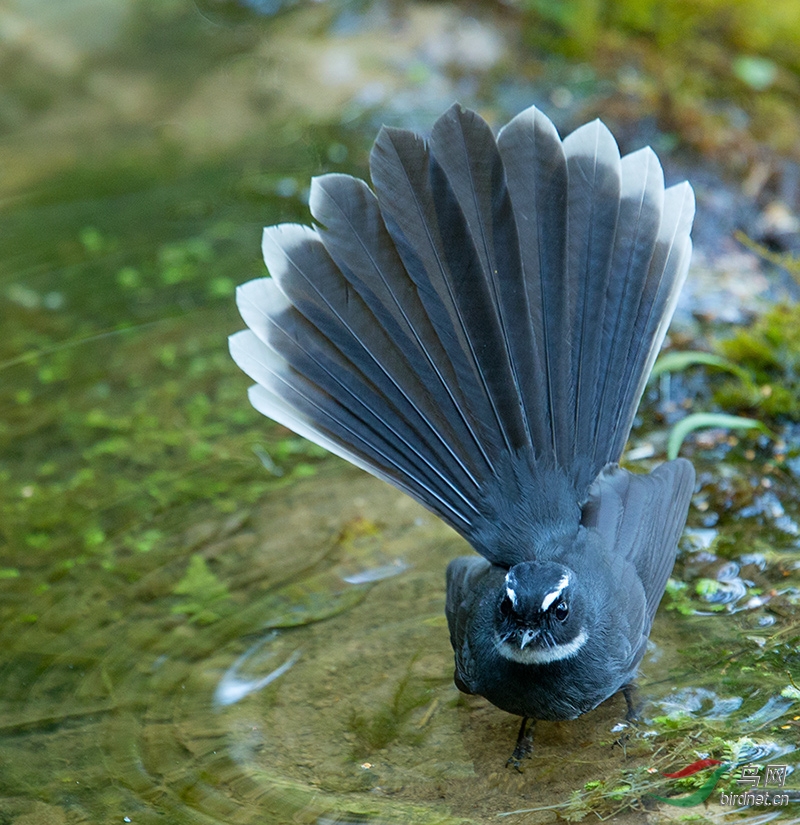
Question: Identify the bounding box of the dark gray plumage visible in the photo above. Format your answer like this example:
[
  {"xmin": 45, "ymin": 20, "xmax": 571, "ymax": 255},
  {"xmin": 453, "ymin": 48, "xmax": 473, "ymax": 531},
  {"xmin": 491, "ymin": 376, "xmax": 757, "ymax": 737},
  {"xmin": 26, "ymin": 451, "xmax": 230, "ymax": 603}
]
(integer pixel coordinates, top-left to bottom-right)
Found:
[{"xmin": 229, "ymin": 103, "xmax": 695, "ymax": 760}]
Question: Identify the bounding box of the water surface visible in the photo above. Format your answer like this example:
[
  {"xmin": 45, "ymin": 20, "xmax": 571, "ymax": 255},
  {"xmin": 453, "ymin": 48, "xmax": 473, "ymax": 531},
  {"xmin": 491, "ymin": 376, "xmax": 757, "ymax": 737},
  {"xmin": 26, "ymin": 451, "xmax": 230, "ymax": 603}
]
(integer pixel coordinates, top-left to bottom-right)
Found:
[{"xmin": 1, "ymin": 2, "xmax": 798, "ymax": 823}]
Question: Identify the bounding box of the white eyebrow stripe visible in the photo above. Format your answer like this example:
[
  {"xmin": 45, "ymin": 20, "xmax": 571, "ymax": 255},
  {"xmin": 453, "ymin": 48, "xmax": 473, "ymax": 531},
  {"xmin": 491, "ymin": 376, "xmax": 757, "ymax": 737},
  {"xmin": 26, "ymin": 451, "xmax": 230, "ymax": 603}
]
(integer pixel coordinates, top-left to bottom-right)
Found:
[
  {"xmin": 504, "ymin": 572, "xmax": 518, "ymax": 608},
  {"xmin": 496, "ymin": 628, "xmax": 588, "ymax": 665},
  {"xmin": 540, "ymin": 573, "xmax": 570, "ymax": 612}
]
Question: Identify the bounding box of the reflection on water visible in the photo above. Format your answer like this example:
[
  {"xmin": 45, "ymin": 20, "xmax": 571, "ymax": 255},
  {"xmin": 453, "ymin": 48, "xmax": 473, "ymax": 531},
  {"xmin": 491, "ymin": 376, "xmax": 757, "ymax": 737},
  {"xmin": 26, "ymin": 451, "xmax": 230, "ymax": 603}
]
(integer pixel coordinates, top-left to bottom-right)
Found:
[
  {"xmin": 1, "ymin": 2, "xmax": 799, "ymax": 824},
  {"xmin": 652, "ymin": 687, "xmax": 745, "ymax": 720},
  {"xmin": 339, "ymin": 558, "xmax": 411, "ymax": 584},
  {"xmin": 214, "ymin": 632, "xmax": 301, "ymax": 707}
]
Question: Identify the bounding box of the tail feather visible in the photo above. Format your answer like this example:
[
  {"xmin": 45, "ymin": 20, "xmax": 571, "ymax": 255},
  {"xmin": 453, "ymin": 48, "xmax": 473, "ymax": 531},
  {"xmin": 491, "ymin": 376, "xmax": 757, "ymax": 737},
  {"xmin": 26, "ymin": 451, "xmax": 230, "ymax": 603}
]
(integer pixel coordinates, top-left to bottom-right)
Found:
[
  {"xmin": 309, "ymin": 173, "xmax": 489, "ymax": 480},
  {"xmin": 594, "ymin": 147, "xmax": 665, "ymax": 464},
  {"xmin": 248, "ymin": 231, "xmax": 483, "ymax": 508},
  {"xmin": 562, "ymin": 121, "xmax": 621, "ymax": 482},
  {"xmin": 261, "ymin": 224, "xmax": 458, "ymax": 463},
  {"xmin": 239, "ymin": 281, "xmax": 475, "ymax": 503},
  {"xmin": 428, "ymin": 106, "xmax": 532, "ymax": 451},
  {"xmin": 370, "ymin": 124, "xmax": 508, "ymax": 463},
  {"xmin": 496, "ymin": 106, "xmax": 570, "ymax": 464},
  {"xmin": 247, "ymin": 381, "xmax": 473, "ymax": 535},
  {"xmin": 230, "ymin": 103, "xmax": 695, "ymax": 551},
  {"xmin": 230, "ymin": 329, "xmax": 477, "ymax": 533},
  {"xmin": 628, "ymin": 182, "xmax": 695, "ymax": 425}
]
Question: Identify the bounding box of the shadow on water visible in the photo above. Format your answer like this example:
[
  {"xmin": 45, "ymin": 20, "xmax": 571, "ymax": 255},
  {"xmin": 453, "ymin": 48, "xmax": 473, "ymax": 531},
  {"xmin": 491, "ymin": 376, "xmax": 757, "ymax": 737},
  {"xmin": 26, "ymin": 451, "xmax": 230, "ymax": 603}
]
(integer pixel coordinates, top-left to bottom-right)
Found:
[{"xmin": 0, "ymin": 2, "xmax": 798, "ymax": 823}]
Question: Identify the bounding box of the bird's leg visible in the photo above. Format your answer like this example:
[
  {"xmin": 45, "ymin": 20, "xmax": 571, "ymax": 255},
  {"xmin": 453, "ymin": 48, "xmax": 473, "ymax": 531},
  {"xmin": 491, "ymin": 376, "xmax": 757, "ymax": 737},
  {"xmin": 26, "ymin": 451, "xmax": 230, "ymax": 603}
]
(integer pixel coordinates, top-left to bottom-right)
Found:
[
  {"xmin": 622, "ymin": 684, "xmax": 640, "ymax": 723},
  {"xmin": 506, "ymin": 716, "xmax": 535, "ymax": 771},
  {"xmin": 612, "ymin": 684, "xmax": 641, "ymax": 757}
]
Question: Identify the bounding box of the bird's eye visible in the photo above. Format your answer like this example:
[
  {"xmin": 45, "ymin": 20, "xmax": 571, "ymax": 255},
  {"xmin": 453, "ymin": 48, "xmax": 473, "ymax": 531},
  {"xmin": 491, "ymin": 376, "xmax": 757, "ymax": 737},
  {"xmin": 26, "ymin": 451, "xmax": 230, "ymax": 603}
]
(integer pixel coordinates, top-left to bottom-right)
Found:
[
  {"xmin": 554, "ymin": 601, "xmax": 569, "ymax": 622},
  {"xmin": 500, "ymin": 595, "xmax": 513, "ymax": 617}
]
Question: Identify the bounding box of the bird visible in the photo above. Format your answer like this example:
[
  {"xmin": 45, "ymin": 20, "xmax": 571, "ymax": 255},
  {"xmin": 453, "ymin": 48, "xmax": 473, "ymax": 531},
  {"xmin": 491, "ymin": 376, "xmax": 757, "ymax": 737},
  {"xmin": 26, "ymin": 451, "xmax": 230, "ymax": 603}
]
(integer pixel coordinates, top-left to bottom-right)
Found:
[{"xmin": 228, "ymin": 102, "xmax": 696, "ymax": 766}]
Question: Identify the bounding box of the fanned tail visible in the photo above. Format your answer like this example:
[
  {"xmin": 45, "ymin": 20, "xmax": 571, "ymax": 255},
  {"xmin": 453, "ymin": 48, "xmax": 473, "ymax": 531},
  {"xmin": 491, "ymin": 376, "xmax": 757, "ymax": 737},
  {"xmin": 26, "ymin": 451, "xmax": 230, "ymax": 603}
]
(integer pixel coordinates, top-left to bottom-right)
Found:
[{"xmin": 229, "ymin": 103, "xmax": 694, "ymax": 561}]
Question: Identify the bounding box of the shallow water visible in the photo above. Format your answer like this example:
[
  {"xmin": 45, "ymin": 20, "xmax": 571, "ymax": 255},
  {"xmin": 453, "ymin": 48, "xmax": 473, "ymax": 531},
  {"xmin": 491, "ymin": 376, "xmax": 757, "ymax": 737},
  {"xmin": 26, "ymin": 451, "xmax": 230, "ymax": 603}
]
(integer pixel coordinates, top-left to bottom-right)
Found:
[{"xmin": 1, "ymin": 2, "xmax": 798, "ymax": 824}]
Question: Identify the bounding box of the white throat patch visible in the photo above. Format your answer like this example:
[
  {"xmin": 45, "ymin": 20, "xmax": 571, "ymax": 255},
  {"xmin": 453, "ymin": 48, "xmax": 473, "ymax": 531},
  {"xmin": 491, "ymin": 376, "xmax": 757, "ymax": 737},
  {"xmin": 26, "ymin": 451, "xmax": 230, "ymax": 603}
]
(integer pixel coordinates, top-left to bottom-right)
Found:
[
  {"xmin": 540, "ymin": 573, "xmax": 570, "ymax": 612},
  {"xmin": 495, "ymin": 628, "xmax": 588, "ymax": 665}
]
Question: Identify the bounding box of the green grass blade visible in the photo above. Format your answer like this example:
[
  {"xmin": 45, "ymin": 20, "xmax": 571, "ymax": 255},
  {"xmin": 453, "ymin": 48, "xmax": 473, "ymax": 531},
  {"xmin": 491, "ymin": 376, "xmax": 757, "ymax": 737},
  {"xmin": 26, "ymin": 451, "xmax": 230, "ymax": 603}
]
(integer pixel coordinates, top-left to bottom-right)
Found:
[
  {"xmin": 667, "ymin": 413, "xmax": 774, "ymax": 459},
  {"xmin": 651, "ymin": 351, "xmax": 750, "ymax": 381}
]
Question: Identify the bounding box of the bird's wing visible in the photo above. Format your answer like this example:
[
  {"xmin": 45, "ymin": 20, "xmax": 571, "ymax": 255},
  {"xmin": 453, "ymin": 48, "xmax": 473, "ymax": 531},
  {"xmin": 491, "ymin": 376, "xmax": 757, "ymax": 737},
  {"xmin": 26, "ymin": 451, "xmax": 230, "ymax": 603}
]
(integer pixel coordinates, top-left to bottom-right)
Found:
[
  {"xmin": 445, "ymin": 555, "xmax": 494, "ymax": 693},
  {"xmin": 581, "ymin": 459, "xmax": 695, "ymax": 626}
]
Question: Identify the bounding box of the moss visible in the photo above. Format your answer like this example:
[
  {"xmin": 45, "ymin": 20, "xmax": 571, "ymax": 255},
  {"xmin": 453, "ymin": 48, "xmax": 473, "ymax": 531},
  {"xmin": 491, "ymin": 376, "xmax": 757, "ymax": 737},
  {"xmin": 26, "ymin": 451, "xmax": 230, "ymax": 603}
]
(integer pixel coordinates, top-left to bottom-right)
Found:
[
  {"xmin": 516, "ymin": 0, "xmax": 800, "ymax": 160},
  {"xmin": 713, "ymin": 304, "xmax": 800, "ymax": 420}
]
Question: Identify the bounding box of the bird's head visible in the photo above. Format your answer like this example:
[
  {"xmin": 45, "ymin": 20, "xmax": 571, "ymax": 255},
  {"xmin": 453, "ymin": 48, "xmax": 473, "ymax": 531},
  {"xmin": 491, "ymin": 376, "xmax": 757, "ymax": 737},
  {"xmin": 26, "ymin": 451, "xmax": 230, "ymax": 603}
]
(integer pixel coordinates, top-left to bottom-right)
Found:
[{"xmin": 494, "ymin": 560, "xmax": 588, "ymax": 665}]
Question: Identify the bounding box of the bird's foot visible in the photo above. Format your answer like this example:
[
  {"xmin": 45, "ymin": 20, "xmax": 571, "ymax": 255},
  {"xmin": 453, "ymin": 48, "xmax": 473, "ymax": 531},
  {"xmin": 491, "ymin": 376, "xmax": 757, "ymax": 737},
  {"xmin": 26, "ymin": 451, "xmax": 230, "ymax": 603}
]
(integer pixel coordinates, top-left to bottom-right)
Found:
[
  {"xmin": 610, "ymin": 685, "xmax": 643, "ymax": 757},
  {"xmin": 506, "ymin": 717, "xmax": 535, "ymax": 772},
  {"xmin": 622, "ymin": 684, "xmax": 641, "ymax": 724}
]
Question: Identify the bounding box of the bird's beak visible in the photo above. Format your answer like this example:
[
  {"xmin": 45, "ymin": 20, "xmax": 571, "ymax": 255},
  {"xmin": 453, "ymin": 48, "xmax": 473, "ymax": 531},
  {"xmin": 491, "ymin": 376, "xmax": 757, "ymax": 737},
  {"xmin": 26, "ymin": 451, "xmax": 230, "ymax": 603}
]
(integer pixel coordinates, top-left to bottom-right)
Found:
[{"xmin": 519, "ymin": 628, "xmax": 538, "ymax": 649}]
